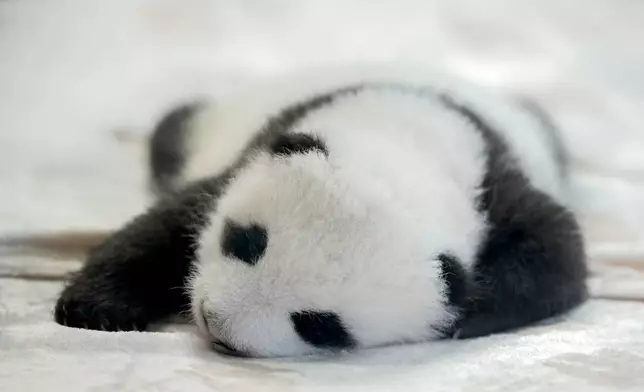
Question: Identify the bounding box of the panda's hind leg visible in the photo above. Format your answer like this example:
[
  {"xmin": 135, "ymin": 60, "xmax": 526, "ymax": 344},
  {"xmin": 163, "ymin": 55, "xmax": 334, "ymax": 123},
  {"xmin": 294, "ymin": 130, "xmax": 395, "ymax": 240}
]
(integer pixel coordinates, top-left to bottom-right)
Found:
[
  {"xmin": 453, "ymin": 181, "xmax": 588, "ymax": 339},
  {"xmin": 440, "ymin": 95, "xmax": 588, "ymax": 339},
  {"xmin": 149, "ymin": 101, "xmax": 206, "ymax": 196}
]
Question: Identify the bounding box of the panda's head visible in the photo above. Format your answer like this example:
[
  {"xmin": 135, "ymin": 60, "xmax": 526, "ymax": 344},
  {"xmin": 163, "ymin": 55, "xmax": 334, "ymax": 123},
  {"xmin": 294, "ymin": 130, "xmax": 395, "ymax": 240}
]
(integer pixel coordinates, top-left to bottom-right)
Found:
[{"xmin": 188, "ymin": 132, "xmax": 457, "ymax": 358}]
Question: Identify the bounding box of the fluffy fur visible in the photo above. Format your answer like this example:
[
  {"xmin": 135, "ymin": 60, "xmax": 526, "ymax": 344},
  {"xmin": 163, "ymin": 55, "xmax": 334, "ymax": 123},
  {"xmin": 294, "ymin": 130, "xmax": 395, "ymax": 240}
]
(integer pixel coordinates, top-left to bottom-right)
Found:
[{"xmin": 54, "ymin": 66, "xmax": 587, "ymax": 358}]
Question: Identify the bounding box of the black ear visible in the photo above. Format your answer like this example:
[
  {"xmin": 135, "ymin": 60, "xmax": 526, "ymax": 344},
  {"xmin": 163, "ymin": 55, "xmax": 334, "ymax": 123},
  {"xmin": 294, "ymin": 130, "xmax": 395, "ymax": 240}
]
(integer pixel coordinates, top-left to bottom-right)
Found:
[{"xmin": 268, "ymin": 133, "xmax": 328, "ymax": 157}]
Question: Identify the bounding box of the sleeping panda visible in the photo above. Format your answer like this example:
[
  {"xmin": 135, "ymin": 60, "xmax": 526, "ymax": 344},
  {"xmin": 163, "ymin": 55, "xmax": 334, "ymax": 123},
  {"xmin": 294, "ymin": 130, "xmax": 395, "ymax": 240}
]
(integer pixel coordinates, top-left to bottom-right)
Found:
[{"xmin": 52, "ymin": 67, "xmax": 588, "ymax": 358}]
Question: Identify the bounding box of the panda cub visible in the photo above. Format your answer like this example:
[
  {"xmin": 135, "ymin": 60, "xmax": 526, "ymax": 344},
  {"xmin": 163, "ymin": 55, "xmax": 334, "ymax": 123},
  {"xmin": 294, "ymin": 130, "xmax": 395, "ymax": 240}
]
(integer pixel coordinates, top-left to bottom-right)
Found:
[{"xmin": 54, "ymin": 68, "xmax": 587, "ymax": 358}]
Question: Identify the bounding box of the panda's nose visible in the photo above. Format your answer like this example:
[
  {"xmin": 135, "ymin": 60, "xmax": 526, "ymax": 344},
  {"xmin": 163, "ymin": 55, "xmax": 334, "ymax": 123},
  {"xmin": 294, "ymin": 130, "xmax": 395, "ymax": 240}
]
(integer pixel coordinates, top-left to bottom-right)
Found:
[
  {"xmin": 199, "ymin": 301, "xmax": 247, "ymax": 357},
  {"xmin": 210, "ymin": 339, "xmax": 247, "ymax": 357}
]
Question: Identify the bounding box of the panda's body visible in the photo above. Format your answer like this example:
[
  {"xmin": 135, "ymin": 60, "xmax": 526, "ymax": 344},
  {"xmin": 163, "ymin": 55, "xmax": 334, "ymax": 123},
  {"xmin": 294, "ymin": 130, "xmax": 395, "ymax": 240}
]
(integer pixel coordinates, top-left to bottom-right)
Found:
[{"xmin": 55, "ymin": 68, "xmax": 587, "ymax": 358}]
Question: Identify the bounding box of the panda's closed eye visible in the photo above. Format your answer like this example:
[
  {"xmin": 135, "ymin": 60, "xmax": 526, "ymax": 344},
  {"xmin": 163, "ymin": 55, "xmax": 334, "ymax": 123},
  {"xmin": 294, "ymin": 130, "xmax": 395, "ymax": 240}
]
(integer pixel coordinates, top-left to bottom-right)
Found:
[{"xmin": 221, "ymin": 219, "xmax": 268, "ymax": 265}]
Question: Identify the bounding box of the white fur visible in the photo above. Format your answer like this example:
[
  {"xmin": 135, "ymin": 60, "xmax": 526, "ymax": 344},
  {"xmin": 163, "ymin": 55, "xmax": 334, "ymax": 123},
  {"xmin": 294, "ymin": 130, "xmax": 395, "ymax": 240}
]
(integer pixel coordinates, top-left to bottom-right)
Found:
[
  {"xmin": 184, "ymin": 66, "xmax": 566, "ymax": 357},
  {"xmin": 182, "ymin": 66, "xmax": 565, "ymax": 203}
]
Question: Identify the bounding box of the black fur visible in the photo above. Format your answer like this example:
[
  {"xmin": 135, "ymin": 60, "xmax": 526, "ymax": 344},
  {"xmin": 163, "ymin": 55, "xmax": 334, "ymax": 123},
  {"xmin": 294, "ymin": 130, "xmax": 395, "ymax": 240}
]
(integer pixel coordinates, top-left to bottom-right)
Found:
[
  {"xmin": 221, "ymin": 220, "xmax": 268, "ymax": 266},
  {"xmin": 269, "ymin": 133, "xmax": 329, "ymax": 157},
  {"xmin": 247, "ymin": 86, "xmax": 361, "ymax": 154},
  {"xmin": 149, "ymin": 101, "xmax": 205, "ymax": 195},
  {"xmin": 439, "ymin": 95, "xmax": 588, "ymax": 339},
  {"xmin": 437, "ymin": 253, "xmax": 468, "ymax": 308},
  {"xmin": 54, "ymin": 175, "xmax": 230, "ymax": 331},
  {"xmin": 290, "ymin": 311, "xmax": 356, "ymax": 349}
]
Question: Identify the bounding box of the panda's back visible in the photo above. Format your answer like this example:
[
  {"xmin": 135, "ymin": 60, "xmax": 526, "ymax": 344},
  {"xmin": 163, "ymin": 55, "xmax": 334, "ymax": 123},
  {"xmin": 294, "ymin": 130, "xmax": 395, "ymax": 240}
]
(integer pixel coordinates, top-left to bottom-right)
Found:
[
  {"xmin": 156, "ymin": 70, "xmax": 565, "ymax": 219},
  {"xmin": 173, "ymin": 72, "xmax": 566, "ymax": 203}
]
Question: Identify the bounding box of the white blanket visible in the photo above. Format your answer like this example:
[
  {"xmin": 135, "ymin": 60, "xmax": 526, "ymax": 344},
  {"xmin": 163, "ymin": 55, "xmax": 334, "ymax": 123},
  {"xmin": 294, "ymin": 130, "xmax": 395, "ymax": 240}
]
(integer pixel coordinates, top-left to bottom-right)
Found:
[
  {"xmin": 2, "ymin": 276, "xmax": 644, "ymax": 391},
  {"xmin": 2, "ymin": 0, "xmax": 644, "ymax": 391}
]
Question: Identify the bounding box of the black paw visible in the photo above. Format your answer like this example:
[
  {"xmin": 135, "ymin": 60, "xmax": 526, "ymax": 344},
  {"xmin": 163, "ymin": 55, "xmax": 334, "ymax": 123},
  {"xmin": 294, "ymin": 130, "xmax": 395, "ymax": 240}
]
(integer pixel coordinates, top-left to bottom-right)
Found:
[{"xmin": 54, "ymin": 287, "xmax": 150, "ymax": 332}]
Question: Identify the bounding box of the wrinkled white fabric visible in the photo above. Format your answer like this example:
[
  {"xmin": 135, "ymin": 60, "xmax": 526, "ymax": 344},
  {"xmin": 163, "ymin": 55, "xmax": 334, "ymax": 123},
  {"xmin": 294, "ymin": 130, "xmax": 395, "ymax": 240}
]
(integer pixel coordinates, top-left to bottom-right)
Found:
[{"xmin": 2, "ymin": 278, "xmax": 644, "ymax": 391}]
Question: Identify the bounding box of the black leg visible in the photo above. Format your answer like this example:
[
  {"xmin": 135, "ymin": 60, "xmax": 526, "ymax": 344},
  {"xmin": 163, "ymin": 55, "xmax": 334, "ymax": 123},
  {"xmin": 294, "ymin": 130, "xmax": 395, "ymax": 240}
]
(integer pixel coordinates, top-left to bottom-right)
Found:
[
  {"xmin": 54, "ymin": 177, "xmax": 228, "ymax": 331},
  {"xmin": 149, "ymin": 101, "xmax": 206, "ymax": 196},
  {"xmin": 454, "ymin": 179, "xmax": 588, "ymax": 339},
  {"xmin": 437, "ymin": 93, "xmax": 588, "ymax": 339}
]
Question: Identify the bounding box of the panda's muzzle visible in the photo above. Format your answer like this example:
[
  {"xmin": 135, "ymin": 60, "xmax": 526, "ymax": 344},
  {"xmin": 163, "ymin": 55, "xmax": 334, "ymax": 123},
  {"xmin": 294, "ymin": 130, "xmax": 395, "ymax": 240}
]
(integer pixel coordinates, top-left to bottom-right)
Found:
[{"xmin": 200, "ymin": 301, "xmax": 247, "ymax": 357}]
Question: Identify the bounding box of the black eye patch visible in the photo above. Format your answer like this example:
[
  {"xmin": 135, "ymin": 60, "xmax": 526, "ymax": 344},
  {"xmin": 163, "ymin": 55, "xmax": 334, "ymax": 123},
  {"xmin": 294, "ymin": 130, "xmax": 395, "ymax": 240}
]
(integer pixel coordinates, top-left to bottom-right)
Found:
[
  {"xmin": 290, "ymin": 310, "xmax": 356, "ymax": 349},
  {"xmin": 221, "ymin": 220, "xmax": 268, "ymax": 266},
  {"xmin": 269, "ymin": 133, "xmax": 329, "ymax": 157}
]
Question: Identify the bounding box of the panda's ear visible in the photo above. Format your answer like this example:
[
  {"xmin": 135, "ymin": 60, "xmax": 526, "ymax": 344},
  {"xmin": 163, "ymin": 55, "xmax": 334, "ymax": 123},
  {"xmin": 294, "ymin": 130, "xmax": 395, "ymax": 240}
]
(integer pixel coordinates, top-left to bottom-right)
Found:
[{"xmin": 268, "ymin": 133, "xmax": 329, "ymax": 158}]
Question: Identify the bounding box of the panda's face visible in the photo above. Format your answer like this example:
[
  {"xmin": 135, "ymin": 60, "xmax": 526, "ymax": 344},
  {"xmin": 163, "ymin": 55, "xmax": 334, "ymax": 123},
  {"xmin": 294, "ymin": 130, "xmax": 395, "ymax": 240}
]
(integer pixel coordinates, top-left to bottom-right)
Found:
[{"xmin": 188, "ymin": 145, "xmax": 455, "ymax": 358}]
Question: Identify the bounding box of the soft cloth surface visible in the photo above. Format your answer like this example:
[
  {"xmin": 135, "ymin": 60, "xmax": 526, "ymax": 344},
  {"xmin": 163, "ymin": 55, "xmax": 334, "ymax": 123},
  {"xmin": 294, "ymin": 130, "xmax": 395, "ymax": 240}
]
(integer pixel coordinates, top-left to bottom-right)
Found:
[
  {"xmin": 2, "ymin": 277, "xmax": 644, "ymax": 391},
  {"xmin": 2, "ymin": 0, "xmax": 644, "ymax": 391}
]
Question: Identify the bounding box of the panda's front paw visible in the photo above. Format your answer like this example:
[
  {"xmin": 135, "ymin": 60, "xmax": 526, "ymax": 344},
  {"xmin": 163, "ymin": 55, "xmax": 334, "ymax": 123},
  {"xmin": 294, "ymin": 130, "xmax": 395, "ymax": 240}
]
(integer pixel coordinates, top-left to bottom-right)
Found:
[{"xmin": 54, "ymin": 285, "xmax": 150, "ymax": 332}]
